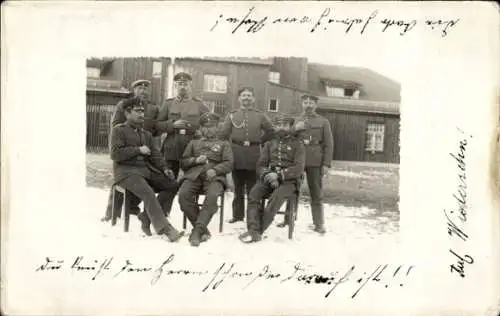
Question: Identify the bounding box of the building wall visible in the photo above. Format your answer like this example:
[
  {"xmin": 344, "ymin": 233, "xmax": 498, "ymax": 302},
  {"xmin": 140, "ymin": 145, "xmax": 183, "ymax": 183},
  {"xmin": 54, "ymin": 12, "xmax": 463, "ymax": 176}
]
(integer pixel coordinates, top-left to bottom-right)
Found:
[
  {"xmin": 317, "ymin": 109, "xmax": 400, "ymax": 163},
  {"xmin": 86, "ymin": 91, "xmax": 127, "ymax": 105},
  {"xmin": 175, "ymin": 59, "xmax": 270, "ymax": 113},
  {"xmin": 271, "ymin": 57, "xmax": 308, "ymax": 90},
  {"xmin": 122, "ymin": 58, "xmax": 170, "ymax": 105},
  {"xmin": 266, "ymin": 83, "xmax": 303, "ymax": 116}
]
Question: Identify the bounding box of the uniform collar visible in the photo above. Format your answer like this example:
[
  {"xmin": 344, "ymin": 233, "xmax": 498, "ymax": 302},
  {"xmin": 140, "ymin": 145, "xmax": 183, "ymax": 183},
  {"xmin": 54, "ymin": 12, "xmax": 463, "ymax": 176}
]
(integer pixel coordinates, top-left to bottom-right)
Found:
[{"xmin": 303, "ymin": 110, "xmax": 317, "ymax": 118}]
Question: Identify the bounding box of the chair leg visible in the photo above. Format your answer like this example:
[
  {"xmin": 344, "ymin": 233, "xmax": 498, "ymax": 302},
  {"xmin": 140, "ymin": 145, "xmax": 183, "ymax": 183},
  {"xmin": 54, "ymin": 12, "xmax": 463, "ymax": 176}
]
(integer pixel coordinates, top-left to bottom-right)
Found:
[
  {"xmin": 219, "ymin": 194, "xmax": 224, "ymax": 233},
  {"xmin": 111, "ymin": 188, "xmax": 118, "ymax": 226},
  {"xmin": 288, "ymin": 197, "xmax": 296, "ymax": 240},
  {"xmin": 123, "ymin": 191, "xmax": 130, "ymax": 233}
]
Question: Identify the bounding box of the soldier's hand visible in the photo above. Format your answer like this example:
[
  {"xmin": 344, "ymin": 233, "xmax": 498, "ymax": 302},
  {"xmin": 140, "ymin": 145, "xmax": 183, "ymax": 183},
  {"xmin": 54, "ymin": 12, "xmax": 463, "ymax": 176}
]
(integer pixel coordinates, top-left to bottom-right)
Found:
[
  {"xmin": 206, "ymin": 169, "xmax": 217, "ymax": 180},
  {"xmin": 321, "ymin": 165, "xmax": 329, "ymax": 177},
  {"xmin": 264, "ymin": 172, "xmax": 279, "ymax": 184},
  {"xmin": 173, "ymin": 119, "xmax": 188, "ymax": 129},
  {"xmin": 196, "ymin": 155, "xmax": 207, "ymax": 164},
  {"xmin": 164, "ymin": 169, "xmax": 175, "ymax": 180},
  {"xmin": 139, "ymin": 145, "xmax": 151, "ymax": 155}
]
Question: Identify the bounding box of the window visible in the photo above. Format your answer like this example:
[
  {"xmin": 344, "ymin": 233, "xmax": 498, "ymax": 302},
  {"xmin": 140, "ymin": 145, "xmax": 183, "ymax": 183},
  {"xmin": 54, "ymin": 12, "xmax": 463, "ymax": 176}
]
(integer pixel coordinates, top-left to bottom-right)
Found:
[
  {"xmin": 365, "ymin": 123, "xmax": 385, "ymax": 152},
  {"xmin": 203, "ymin": 74, "xmax": 227, "ymax": 93},
  {"xmin": 203, "ymin": 100, "xmax": 227, "ymax": 115},
  {"xmin": 268, "ymin": 98, "xmax": 279, "ymax": 112},
  {"xmin": 326, "ymin": 85, "xmax": 360, "ymax": 98},
  {"xmin": 87, "ymin": 67, "xmax": 100, "ymax": 78},
  {"xmin": 268, "ymin": 72, "xmax": 280, "ymax": 84},
  {"xmin": 152, "ymin": 61, "xmax": 162, "ymax": 78},
  {"xmin": 326, "ymin": 86, "xmax": 345, "ymax": 97}
]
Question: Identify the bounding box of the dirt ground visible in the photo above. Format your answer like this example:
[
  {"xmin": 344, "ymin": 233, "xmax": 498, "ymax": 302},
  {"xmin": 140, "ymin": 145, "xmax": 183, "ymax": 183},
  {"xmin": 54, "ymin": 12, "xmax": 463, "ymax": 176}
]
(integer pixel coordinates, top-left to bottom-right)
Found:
[{"xmin": 87, "ymin": 153, "xmax": 399, "ymax": 216}]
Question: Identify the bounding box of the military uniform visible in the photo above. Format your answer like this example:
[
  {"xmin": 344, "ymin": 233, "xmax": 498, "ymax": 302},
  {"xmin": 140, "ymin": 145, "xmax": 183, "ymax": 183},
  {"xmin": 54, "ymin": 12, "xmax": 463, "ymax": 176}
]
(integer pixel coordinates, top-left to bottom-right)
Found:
[
  {"xmin": 102, "ymin": 80, "xmax": 160, "ymax": 222},
  {"xmin": 289, "ymin": 97, "xmax": 333, "ymax": 232},
  {"xmin": 220, "ymin": 106, "xmax": 274, "ymax": 222},
  {"xmin": 109, "ymin": 102, "xmax": 182, "ymax": 241},
  {"xmin": 239, "ymin": 116, "xmax": 305, "ymax": 242},
  {"xmin": 178, "ymin": 113, "xmax": 233, "ymax": 246}
]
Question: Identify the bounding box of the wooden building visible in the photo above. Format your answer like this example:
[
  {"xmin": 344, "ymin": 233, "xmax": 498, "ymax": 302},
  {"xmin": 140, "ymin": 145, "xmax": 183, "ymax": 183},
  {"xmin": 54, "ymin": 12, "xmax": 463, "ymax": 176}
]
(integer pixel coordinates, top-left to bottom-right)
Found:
[{"xmin": 86, "ymin": 57, "xmax": 401, "ymax": 163}]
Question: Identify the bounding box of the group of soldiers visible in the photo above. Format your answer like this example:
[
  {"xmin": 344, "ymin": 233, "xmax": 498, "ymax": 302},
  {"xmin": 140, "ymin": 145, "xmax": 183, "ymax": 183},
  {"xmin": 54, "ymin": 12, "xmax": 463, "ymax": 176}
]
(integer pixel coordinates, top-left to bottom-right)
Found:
[{"xmin": 101, "ymin": 71, "xmax": 333, "ymax": 246}]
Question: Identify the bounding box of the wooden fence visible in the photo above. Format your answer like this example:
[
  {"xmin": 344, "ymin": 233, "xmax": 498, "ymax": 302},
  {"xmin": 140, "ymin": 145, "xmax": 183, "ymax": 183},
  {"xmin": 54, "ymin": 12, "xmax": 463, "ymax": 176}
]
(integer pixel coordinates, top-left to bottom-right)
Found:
[{"xmin": 87, "ymin": 104, "xmax": 114, "ymax": 152}]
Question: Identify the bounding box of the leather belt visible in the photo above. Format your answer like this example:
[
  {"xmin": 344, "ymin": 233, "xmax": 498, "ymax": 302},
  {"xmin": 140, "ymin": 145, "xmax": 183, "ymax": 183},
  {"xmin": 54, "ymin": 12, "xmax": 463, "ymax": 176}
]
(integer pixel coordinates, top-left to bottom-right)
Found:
[{"xmin": 231, "ymin": 140, "xmax": 260, "ymax": 147}]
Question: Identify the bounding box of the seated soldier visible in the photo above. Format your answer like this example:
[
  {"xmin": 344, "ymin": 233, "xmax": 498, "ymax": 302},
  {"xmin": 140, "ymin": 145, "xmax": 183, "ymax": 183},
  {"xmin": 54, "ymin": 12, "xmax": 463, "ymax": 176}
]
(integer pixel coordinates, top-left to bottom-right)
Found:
[
  {"xmin": 178, "ymin": 112, "xmax": 234, "ymax": 247},
  {"xmin": 239, "ymin": 114, "xmax": 305, "ymax": 243},
  {"xmin": 110, "ymin": 98, "xmax": 184, "ymax": 242}
]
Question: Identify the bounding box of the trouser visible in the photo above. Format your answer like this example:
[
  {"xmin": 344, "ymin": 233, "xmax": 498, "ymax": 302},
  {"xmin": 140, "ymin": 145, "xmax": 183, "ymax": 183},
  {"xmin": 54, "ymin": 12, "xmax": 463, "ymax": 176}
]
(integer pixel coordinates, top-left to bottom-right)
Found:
[
  {"xmin": 117, "ymin": 173, "xmax": 179, "ymax": 234},
  {"xmin": 103, "ymin": 188, "xmax": 141, "ymax": 219},
  {"xmin": 247, "ymin": 181, "xmax": 296, "ymax": 234},
  {"xmin": 306, "ymin": 167, "xmax": 325, "ymax": 227},
  {"xmin": 178, "ymin": 178, "xmax": 224, "ymax": 230},
  {"xmin": 231, "ymin": 169, "xmax": 257, "ymax": 221}
]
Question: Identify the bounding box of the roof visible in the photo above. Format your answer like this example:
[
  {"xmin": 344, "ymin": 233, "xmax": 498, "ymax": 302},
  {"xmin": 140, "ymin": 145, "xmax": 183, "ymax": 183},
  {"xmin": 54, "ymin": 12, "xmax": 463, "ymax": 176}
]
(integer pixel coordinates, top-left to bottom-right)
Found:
[
  {"xmin": 317, "ymin": 96, "xmax": 400, "ymax": 115},
  {"xmin": 267, "ymin": 81, "xmax": 310, "ymax": 94},
  {"xmin": 307, "ymin": 63, "xmax": 401, "ymax": 102},
  {"xmin": 86, "ymin": 78, "xmax": 130, "ymax": 95},
  {"xmin": 180, "ymin": 57, "xmax": 274, "ymax": 66}
]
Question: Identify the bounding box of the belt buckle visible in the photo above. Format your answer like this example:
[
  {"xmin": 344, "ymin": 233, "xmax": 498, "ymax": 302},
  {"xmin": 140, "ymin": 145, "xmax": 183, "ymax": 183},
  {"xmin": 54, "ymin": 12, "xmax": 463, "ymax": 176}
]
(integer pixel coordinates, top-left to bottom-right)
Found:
[
  {"xmin": 243, "ymin": 140, "xmax": 250, "ymax": 147},
  {"xmin": 179, "ymin": 129, "xmax": 186, "ymax": 135}
]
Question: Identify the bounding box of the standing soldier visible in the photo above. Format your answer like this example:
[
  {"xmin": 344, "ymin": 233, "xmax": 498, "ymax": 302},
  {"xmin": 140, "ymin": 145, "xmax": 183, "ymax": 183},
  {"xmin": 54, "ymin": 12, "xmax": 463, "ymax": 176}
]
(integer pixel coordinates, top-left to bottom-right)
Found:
[
  {"xmin": 156, "ymin": 72, "xmax": 210, "ymax": 178},
  {"xmin": 178, "ymin": 112, "xmax": 233, "ymax": 246},
  {"xmin": 101, "ymin": 79, "xmax": 160, "ymax": 222},
  {"xmin": 238, "ymin": 114, "xmax": 305, "ymax": 243},
  {"xmin": 220, "ymin": 87, "xmax": 274, "ymax": 224},
  {"xmin": 279, "ymin": 94, "xmax": 333, "ymax": 235}
]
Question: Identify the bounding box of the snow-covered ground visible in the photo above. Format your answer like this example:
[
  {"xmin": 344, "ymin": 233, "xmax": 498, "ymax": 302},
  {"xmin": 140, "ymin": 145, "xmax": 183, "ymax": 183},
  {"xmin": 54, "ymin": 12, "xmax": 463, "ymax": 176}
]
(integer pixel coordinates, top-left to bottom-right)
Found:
[{"xmin": 5, "ymin": 187, "xmax": 403, "ymax": 315}]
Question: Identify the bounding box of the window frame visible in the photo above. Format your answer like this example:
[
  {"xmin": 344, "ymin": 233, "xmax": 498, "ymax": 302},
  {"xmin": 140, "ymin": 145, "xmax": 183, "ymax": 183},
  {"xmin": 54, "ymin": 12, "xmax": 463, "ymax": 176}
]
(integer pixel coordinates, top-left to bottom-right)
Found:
[
  {"xmin": 87, "ymin": 67, "xmax": 101, "ymax": 78},
  {"xmin": 152, "ymin": 61, "xmax": 162, "ymax": 78},
  {"xmin": 365, "ymin": 122, "xmax": 386, "ymax": 153},
  {"xmin": 203, "ymin": 74, "xmax": 228, "ymax": 94},
  {"xmin": 268, "ymin": 97, "xmax": 279, "ymax": 113},
  {"xmin": 268, "ymin": 71, "xmax": 280, "ymax": 84}
]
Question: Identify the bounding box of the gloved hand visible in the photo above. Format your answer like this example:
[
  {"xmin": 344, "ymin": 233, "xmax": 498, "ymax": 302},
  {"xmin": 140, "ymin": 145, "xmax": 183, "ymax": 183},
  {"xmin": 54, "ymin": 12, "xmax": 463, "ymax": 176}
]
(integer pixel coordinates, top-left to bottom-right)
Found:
[
  {"xmin": 195, "ymin": 155, "xmax": 207, "ymax": 164},
  {"xmin": 206, "ymin": 169, "xmax": 217, "ymax": 180},
  {"xmin": 263, "ymin": 172, "xmax": 279, "ymax": 184},
  {"xmin": 293, "ymin": 120, "xmax": 306, "ymax": 133},
  {"xmin": 164, "ymin": 169, "xmax": 175, "ymax": 181}
]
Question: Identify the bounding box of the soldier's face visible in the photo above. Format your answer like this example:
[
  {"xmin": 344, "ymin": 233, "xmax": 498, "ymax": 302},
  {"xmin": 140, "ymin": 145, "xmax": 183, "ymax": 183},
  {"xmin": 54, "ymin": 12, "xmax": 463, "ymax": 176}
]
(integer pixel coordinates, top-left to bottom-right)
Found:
[
  {"xmin": 302, "ymin": 99, "xmax": 317, "ymax": 112},
  {"xmin": 126, "ymin": 106, "xmax": 145, "ymax": 124},
  {"xmin": 238, "ymin": 90, "xmax": 255, "ymax": 107},
  {"xmin": 134, "ymin": 86, "xmax": 149, "ymax": 100},
  {"xmin": 201, "ymin": 123, "xmax": 219, "ymax": 138},
  {"xmin": 176, "ymin": 81, "xmax": 191, "ymax": 96}
]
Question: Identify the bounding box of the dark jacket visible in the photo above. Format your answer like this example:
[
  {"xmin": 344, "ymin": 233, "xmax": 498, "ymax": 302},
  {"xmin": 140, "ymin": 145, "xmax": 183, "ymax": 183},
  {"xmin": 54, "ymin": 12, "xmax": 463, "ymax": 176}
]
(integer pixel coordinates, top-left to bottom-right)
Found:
[
  {"xmin": 110, "ymin": 122, "xmax": 167, "ymax": 184},
  {"xmin": 156, "ymin": 96, "xmax": 210, "ymax": 160},
  {"xmin": 257, "ymin": 133, "xmax": 305, "ymax": 189},
  {"xmin": 180, "ymin": 138, "xmax": 233, "ymax": 188},
  {"xmin": 220, "ymin": 107, "xmax": 274, "ymax": 170},
  {"xmin": 294, "ymin": 112, "xmax": 334, "ymax": 167}
]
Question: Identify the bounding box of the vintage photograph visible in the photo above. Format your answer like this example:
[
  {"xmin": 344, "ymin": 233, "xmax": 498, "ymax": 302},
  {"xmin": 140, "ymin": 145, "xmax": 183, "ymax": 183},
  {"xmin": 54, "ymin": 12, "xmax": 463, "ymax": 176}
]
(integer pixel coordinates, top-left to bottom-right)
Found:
[{"xmin": 85, "ymin": 57, "xmax": 400, "ymax": 249}]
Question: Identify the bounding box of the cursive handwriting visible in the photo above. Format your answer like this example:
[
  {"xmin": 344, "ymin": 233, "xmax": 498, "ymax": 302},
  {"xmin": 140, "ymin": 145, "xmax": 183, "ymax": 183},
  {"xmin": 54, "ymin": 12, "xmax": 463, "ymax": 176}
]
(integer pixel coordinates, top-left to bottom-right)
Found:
[
  {"xmin": 446, "ymin": 127, "xmax": 474, "ymax": 278},
  {"xmin": 449, "ymin": 249, "xmax": 474, "ymax": 278},
  {"xmin": 210, "ymin": 7, "xmax": 460, "ymax": 37},
  {"xmin": 35, "ymin": 257, "xmax": 415, "ymax": 298}
]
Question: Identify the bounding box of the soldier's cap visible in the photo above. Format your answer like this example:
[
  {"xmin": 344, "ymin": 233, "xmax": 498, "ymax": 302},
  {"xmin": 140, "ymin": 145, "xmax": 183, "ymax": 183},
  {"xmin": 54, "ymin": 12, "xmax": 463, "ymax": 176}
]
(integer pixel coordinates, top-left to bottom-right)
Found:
[
  {"xmin": 131, "ymin": 79, "xmax": 151, "ymax": 89},
  {"xmin": 122, "ymin": 97, "xmax": 145, "ymax": 112},
  {"xmin": 174, "ymin": 72, "xmax": 192, "ymax": 82},
  {"xmin": 237, "ymin": 86, "xmax": 255, "ymax": 96},
  {"xmin": 200, "ymin": 112, "xmax": 221, "ymax": 127},
  {"xmin": 273, "ymin": 114, "xmax": 295, "ymax": 125},
  {"xmin": 301, "ymin": 94, "xmax": 319, "ymax": 102}
]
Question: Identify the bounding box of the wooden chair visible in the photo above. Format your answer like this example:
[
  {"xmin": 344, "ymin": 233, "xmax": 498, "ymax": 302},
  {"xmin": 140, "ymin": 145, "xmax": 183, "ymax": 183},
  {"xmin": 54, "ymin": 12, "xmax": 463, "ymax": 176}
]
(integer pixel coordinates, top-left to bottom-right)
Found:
[
  {"xmin": 111, "ymin": 185, "xmax": 132, "ymax": 232},
  {"xmin": 261, "ymin": 192, "xmax": 300, "ymax": 240},
  {"xmin": 182, "ymin": 191, "xmax": 225, "ymax": 233}
]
